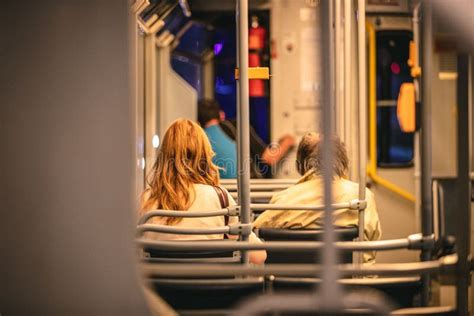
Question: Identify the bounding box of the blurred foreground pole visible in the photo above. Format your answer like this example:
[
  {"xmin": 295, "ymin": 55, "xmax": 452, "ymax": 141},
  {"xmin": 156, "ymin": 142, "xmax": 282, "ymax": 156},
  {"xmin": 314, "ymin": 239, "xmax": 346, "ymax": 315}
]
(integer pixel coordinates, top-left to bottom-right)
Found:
[{"xmin": 0, "ymin": 1, "xmax": 150, "ymax": 314}]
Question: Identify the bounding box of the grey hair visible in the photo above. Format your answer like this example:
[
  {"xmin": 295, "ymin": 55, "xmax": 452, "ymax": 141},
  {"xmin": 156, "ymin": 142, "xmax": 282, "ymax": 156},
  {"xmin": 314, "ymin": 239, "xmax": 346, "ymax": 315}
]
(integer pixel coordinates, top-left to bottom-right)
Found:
[{"xmin": 296, "ymin": 133, "xmax": 349, "ymax": 178}]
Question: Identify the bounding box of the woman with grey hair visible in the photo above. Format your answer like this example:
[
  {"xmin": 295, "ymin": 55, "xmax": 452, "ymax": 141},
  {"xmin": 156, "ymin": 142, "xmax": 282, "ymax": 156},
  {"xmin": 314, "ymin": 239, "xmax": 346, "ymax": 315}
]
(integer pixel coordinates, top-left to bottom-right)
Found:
[{"xmin": 253, "ymin": 133, "xmax": 382, "ymax": 263}]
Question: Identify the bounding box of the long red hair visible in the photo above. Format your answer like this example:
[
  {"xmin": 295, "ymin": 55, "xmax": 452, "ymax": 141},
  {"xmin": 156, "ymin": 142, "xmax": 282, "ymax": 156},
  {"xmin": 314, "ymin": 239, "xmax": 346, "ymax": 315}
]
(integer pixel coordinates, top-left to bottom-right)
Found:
[{"xmin": 140, "ymin": 119, "xmax": 220, "ymax": 224}]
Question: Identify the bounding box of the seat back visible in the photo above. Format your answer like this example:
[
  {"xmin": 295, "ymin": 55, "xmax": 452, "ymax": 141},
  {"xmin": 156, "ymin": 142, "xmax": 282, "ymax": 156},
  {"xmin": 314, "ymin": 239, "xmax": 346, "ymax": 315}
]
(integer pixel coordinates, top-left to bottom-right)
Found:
[
  {"xmin": 270, "ymin": 277, "xmax": 422, "ymax": 308},
  {"xmin": 258, "ymin": 226, "xmax": 358, "ymax": 263},
  {"xmin": 148, "ymin": 277, "xmax": 265, "ymax": 311},
  {"xmin": 141, "ymin": 240, "xmax": 241, "ymax": 264}
]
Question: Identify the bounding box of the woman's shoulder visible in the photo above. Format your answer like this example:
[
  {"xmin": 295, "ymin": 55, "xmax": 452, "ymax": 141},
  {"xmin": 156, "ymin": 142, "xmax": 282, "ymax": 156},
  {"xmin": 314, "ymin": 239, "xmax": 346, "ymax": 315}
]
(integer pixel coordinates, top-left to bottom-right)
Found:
[
  {"xmin": 193, "ymin": 183, "xmax": 232, "ymax": 193},
  {"xmin": 190, "ymin": 184, "xmax": 220, "ymax": 206},
  {"xmin": 192, "ymin": 183, "xmax": 236, "ymax": 207},
  {"xmin": 193, "ymin": 183, "xmax": 219, "ymax": 195}
]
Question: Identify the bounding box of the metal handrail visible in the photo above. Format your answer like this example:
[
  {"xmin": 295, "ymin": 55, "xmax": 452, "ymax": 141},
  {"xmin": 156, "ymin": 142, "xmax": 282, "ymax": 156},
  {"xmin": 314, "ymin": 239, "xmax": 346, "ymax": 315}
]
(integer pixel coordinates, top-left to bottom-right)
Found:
[
  {"xmin": 137, "ymin": 236, "xmax": 428, "ymax": 252},
  {"xmin": 220, "ymin": 179, "xmax": 298, "ymax": 185},
  {"xmin": 223, "ymin": 184, "xmax": 292, "ymax": 191},
  {"xmin": 137, "ymin": 223, "xmax": 254, "ymax": 236},
  {"xmin": 137, "ymin": 224, "xmax": 230, "ymax": 235},
  {"xmin": 138, "ymin": 200, "xmax": 367, "ymax": 225},
  {"xmin": 137, "ymin": 200, "xmax": 366, "ymax": 225},
  {"xmin": 137, "ymin": 208, "xmax": 238, "ymax": 225},
  {"xmin": 230, "ymin": 192, "xmax": 276, "ymax": 199},
  {"xmin": 138, "ymin": 238, "xmax": 408, "ymax": 252},
  {"xmin": 140, "ymin": 254, "xmax": 457, "ymax": 278},
  {"xmin": 250, "ymin": 200, "xmax": 365, "ymax": 211}
]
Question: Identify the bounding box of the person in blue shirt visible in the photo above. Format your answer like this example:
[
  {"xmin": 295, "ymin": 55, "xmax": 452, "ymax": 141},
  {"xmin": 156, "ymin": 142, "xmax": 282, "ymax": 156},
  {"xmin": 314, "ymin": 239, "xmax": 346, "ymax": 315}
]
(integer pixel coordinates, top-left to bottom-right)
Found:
[{"xmin": 198, "ymin": 99, "xmax": 238, "ymax": 179}]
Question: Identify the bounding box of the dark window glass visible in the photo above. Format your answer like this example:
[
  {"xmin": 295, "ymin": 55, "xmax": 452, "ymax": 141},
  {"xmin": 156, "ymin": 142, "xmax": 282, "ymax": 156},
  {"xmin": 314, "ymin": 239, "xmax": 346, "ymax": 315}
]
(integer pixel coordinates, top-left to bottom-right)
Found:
[
  {"xmin": 170, "ymin": 23, "xmax": 213, "ymax": 99},
  {"xmin": 376, "ymin": 31, "xmax": 414, "ymax": 167},
  {"xmin": 210, "ymin": 11, "xmax": 271, "ymax": 143},
  {"xmin": 171, "ymin": 54, "xmax": 202, "ymax": 97},
  {"xmin": 170, "ymin": 10, "xmax": 271, "ymax": 143}
]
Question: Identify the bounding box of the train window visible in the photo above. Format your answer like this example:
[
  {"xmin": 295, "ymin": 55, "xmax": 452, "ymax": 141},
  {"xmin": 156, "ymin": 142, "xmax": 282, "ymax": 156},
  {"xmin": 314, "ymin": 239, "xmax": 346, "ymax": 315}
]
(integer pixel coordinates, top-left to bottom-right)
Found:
[
  {"xmin": 211, "ymin": 11, "xmax": 271, "ymax": 143},
  {"xmin": 158, "ymin": 2, "xmax": 189, "ymax": 37},
  {"xmin": 171, "ymin": 53, "xmax": 203, "ymax": 97},
  {"xmin": 212, "ymin": 20, "xmax": 238, "ymax": 120},
  {"xmin": 376, "ymin": 31, "xmax": 414, "ymax": 167},
  {"xmin": 171, "ymin": 23, "xmax": 213, "ymax": 99},
  {"xmin": 172, "ymin": 11, "xmax": 272, "ymax": 144}
]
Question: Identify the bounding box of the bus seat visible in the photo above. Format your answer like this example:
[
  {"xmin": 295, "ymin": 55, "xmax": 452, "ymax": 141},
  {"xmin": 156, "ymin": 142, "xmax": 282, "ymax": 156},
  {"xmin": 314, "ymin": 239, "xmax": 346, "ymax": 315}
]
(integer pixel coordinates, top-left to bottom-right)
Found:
[
  {"xmin": 257, "ymin": 226, "xmax": 358, "ymax": 264},
  {"xmin": 148, "ymin": 277, "xmax": 265, "ymax": 312},
  {"xmin": 141, "ymin": 240, "xmax": 241, "ymax": 264},
  {"xmin": 269, "ymin": 277, "xmax": 422, "ymax": 308}
]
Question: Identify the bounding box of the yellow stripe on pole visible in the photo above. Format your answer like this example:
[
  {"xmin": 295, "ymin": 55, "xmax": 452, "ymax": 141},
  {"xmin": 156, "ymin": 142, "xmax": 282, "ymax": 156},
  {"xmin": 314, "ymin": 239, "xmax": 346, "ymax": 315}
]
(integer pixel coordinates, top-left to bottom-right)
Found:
[{"xmin": 235, "ymin": 67, "xmax": 270, "ymax": 80}]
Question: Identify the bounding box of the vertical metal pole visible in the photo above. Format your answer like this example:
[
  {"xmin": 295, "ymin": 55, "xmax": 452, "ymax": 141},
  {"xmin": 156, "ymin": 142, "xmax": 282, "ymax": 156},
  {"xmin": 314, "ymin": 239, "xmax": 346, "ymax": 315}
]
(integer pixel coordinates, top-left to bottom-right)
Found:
[
  {"xmin": 329, "ymin": 0, "xmax": 336, "ymax": 135},
  {"xmin": 134, "ymin": 29, "xmax": 146, "ymax": 195},
  {"xmin": 237, "ymin": 0, "xmax": 251, "ymax": 264},
  {"xmin": 335, "ymin": 0, "xmax": 344, "ymax": 141},
  {"xmin": 144, "ymin": 34, "xmax": 158, "ymax": 177},
  {"xmin": 413, "ymin": 3, "xmax": 422, "ymax": 233},
  {"xmin": 344, "ymin": 0, "xmax": 353, "ymax": 177},
  {"xmin": 420, "ymin": 1, "xmax": 434, "ymax": 306},
  {"xmin": 357, "ymin": 0, "xmax": 367, "ymax": 264},
  {"xmin": 156, "ymin": 45, "xmax": 170, "ymax": 140},
  {"xmin": 455, "ymin": 54, "xmax": 471, "ymax": 316},
  {"xmin": 235, "ymin": 1, "xmax": 242, "ymax": 203},
  {"xmin": 414, "ymin": 133, "xmax": 421, "ymax": 231},
  {"xmin": 320, "ymin": 0, "xmax": 342, "ymax": 307}
]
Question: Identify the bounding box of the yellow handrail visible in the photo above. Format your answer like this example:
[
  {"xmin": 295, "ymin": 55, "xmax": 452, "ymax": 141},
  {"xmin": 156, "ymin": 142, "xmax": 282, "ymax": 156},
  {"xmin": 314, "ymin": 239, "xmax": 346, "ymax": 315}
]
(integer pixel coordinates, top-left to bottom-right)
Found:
[{"xmin": 366, "ymin": 22, "xmax": 416, "ymax": 203}]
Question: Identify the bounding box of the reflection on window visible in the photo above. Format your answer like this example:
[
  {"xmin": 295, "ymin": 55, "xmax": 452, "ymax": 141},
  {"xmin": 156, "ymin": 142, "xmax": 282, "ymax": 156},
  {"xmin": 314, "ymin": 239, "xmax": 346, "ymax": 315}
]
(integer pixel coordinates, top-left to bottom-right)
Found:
[
  {"xmin": 170, "ymin": 23, "xmax": 213, "ymax": 99},
  {"xmin": 171, "ymin": 54, "xmax": 203, "ymax": 97}
]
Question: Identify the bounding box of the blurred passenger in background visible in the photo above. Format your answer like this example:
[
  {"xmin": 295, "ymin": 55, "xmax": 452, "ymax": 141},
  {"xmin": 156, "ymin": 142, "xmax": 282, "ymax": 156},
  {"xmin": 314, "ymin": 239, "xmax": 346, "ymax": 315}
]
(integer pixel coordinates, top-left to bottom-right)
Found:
[
  {"xmin": 198, "ymin": 99, "xmax": 238, "ymax": 179},
  {"xmin": 220, "ymin": 117, "xmax": 295, "ymax": 178},
  {"xmin": 253, "ymin": 133, "xmax": 381, "ymax": 263},
  {"xmin": 198, "ymin": 98, "xmax": 296, "ymax": 178},
  {"xmin": 140, "ymin": 119, "xmax": 266, "ymax": 264}
]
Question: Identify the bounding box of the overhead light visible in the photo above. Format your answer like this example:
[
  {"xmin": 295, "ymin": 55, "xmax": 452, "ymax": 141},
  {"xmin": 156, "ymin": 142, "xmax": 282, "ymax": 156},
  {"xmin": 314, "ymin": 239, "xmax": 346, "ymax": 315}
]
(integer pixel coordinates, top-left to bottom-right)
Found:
[{"xmin": 438, "ymin": 72, "xmax": 458, "ymax": 80}]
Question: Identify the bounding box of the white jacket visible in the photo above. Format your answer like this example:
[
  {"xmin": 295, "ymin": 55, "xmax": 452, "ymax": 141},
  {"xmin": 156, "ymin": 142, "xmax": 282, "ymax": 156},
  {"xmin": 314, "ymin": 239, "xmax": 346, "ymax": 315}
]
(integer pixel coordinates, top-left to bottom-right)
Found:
[
  {"xmin": 142, "ymin": 184, "xmax": 261, "ymax": 243},
  {"xmin": 253, "ymin": 171, "xmax": 382, "ymax": 263}
]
